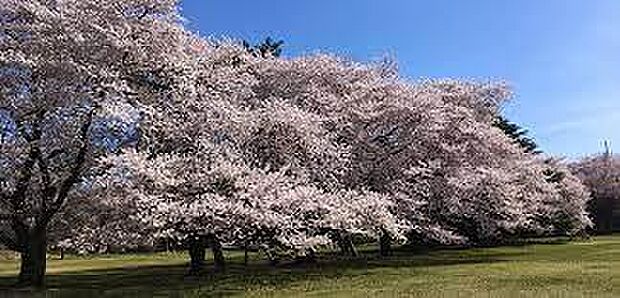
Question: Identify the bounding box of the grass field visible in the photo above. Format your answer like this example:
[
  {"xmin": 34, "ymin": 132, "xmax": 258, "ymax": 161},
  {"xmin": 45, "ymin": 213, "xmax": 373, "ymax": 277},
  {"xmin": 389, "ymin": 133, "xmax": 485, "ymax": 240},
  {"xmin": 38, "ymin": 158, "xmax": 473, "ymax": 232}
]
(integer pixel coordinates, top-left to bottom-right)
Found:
[{"xmin": 0, "ymin": 235, "xmax": 618, "ymax": 297}]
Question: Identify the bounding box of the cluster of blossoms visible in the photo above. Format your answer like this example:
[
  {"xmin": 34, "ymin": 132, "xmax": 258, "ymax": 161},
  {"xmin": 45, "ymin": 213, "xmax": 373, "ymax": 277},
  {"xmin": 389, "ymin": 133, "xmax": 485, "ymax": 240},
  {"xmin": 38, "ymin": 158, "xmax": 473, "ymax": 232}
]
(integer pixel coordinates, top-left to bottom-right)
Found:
[
  {"xmin": 83, "ymin": 42, "xmax": 592, "ymax": 258},
  {"xmin": 0, "ymin": 0, "xmax": 592, "ymax": 284},
  {"xmin": 570, "ymin": 153, "xmax": 620, "ymax": 233}
]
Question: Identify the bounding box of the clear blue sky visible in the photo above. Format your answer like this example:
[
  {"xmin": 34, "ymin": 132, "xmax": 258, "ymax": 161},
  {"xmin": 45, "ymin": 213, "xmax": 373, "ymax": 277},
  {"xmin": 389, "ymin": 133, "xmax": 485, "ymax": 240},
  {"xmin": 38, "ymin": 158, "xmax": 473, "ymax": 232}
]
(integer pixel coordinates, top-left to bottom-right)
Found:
[{"xmin": 180, "ymin": 0, "xmax": 619, "ymax": 158}]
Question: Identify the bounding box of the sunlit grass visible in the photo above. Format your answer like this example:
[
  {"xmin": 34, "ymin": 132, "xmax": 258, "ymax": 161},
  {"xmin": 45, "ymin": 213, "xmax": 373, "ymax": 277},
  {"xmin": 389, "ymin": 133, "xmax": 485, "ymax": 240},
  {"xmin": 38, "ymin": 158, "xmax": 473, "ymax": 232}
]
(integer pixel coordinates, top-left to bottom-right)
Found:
[{"xmin": 0, "ymin": 235, "xmax": 618, "ymax": 297}]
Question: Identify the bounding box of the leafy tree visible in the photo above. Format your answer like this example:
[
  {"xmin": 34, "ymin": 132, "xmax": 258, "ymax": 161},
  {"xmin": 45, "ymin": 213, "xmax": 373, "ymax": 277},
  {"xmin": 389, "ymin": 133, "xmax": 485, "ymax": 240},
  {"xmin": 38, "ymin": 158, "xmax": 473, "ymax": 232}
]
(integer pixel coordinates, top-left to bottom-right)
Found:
[
  {"xmin": 243, "ymin": 37, "xmax": 284, "ymax": 58},
  {"xmin": 493, "ymin": 115, "xmax": 541, "ymax": 154}
]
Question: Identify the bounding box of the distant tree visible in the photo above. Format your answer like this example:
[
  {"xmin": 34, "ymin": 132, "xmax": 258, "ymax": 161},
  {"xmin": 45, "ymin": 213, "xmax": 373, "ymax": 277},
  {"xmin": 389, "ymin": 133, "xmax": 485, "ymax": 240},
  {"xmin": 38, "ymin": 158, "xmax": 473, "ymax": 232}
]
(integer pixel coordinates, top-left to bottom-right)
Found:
[
  {"xmin": 571, "ymin": 143, "xmax": 620, "ymax": 234},
  {"xmin": 493, "ymin": 116, "xmax": 541, "ymax": 154},
  {"xmin": 243, "ymin": 37, "xmax": 284, "ymax": 58}
]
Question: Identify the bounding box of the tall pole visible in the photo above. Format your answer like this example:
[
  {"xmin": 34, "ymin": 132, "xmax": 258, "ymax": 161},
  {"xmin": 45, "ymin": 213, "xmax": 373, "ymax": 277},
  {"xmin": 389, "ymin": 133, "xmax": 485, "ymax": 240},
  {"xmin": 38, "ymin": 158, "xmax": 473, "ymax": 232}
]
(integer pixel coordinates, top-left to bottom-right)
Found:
[{"xmin": 604, "ymin": 140, "xmax": 611, "ymax": 158}]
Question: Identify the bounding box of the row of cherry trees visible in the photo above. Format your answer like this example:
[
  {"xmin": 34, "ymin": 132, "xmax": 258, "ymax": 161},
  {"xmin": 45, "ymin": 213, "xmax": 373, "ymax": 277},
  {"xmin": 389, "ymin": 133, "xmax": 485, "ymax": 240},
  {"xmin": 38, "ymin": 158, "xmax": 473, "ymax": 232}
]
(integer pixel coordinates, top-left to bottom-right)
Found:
[{"xmin": 1, "ymin": 0, "xmax": 591, "ymax": 287}]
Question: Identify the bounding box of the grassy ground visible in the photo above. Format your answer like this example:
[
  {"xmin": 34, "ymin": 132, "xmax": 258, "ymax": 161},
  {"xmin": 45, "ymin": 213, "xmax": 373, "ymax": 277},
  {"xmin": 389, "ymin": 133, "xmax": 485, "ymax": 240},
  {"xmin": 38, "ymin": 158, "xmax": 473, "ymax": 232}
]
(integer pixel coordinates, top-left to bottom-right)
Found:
[{"xmin": 0, "ymin": 235, "xmax": 618, "ymax": 297}]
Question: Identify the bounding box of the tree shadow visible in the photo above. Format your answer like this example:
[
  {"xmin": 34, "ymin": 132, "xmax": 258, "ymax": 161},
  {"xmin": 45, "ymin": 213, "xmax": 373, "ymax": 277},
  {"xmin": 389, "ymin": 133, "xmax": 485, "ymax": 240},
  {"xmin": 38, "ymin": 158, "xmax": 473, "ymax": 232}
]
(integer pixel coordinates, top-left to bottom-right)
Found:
[{"xmin": 0, "ymin": 247, "xmax": 532, "ymax": 297}]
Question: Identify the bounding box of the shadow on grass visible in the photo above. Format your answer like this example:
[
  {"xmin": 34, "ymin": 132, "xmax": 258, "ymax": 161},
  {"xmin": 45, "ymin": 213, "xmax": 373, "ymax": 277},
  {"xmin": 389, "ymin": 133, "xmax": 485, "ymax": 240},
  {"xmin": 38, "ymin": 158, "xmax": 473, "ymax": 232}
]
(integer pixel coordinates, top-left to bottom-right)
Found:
[
  {"xmin": 0, "ymin": 248, "xmax": 530, "ymax": 297},
  {"xmin": 402, "ymin": 236, "xmax": 573, "ymax": 253}
]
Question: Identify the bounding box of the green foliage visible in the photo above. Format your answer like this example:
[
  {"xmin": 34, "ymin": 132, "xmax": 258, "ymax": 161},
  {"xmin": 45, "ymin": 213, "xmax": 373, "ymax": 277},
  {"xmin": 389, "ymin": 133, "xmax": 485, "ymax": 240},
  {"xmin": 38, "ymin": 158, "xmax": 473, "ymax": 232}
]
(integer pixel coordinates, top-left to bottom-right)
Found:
[
  {"xmin": 493, "ymin": 115, "xmax": 541, "ymax": 154},
  {"xmin": 543, "ymin": 167, "xmax": 566, "ymax": 183},
  {"xmin": 243, "ymin": 37, "xmax": 284, "ymax": 58}
]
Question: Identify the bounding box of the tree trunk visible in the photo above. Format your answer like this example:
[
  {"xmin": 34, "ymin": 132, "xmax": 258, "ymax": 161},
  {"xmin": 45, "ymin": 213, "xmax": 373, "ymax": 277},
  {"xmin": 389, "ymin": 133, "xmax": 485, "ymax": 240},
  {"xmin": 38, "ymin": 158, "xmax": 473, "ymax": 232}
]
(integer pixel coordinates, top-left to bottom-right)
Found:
[
  {"xmin": 335, "ymin": 232, "xmax": 349, "ymax": 255},
  {"xmin": 379, "ymin": 229, "xmax": 392, "ymax": 257},
  {"xmin": 187, "ymin": 235, "xmax": 206, "ymax": 275},
  {"xmin": 336, "ymin": 232, "xmax": 359, "ymax": 257},
  {"xmin": 345, "ymin": 234, "xmax": 359, "ymax": 257},
  {"xmin": 243, "ymin": 241, "xmax": 249, "ymax": 266},
  {"xmin": 207, "ymin": 234, "xmax": 225, "ymax": 270},
  {"xmin": 17, "ymin": 229, "xmax": 47, "ymax": 288},
  {"xmin": 305, "ymin": 247, "xmax": 317, "ymax": 263}
]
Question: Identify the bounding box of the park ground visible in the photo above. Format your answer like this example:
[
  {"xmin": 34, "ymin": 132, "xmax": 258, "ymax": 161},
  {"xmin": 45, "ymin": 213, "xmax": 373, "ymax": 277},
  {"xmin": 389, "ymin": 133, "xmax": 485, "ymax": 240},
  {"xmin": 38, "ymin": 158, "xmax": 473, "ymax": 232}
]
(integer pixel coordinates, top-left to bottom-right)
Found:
[{"xmin": 0, "ymin": 235, "xmax": 618, "ymax": 297}]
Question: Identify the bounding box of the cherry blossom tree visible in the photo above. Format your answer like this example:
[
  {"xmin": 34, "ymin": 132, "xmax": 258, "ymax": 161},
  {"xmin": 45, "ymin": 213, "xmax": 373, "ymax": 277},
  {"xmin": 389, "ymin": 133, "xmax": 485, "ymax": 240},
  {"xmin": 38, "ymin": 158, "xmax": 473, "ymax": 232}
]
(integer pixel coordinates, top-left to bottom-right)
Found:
[
  {"xmin": 537, "ymin": 158, "xmax": 592, "ymax": 236},
  {"xmin": 0, "ymin": 0, "xmax": 188, "ymax": 286},
  {"xmin": 85, "ymin": 43, "xmax": 409, "ymax": 272},
  {"xmin": 89, "ymin": 42, "xmax": 592, "ymax": 271},
  {"xmin": 571, "ymin": 151, "xmax": 620, "ymax": 234},
  {"xmin": 1, "ymin": 0, "xmax": 595, "ymax": 286},
  {"xmin": 246, "ymin": 55, "xmax": 589, "ymax": 246}
]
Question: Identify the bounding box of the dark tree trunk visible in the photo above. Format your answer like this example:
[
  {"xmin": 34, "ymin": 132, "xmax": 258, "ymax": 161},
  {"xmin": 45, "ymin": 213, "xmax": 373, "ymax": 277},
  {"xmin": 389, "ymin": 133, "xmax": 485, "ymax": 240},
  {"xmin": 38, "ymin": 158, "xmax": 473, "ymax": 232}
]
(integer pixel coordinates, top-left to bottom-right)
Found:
[
  {"xmin": 17, "ymin": 229, "xmax": 47, "ymax": 288},
  {"xmin": 345, "ymin": 234, "xmax": 359, "ymax": 257},
  {"xmin": 594, "ymin": 197, "xmax": 614, "ymax": 235},
  {"xmin": 305, "ymin": 247, "xmax": 317, "ymax": 263},
  {"xmin": 336, "ymin": 232, "xmax": 359, "ymax": 257},
  {"xmin": 379, "ymin": 229, "xmax": 392, "ymax": 257},
  {"xmin": 243, "ymin": 241, "xmax": 249, "ymax": 266},
  {"xmin": 6, "ymin": 105, "xmax": 94, "ymax": 288},
  {"xmin": 335, "ymin": 232, "xmax": 348, "ymax": 255},
  {"xmin": 187, "ymin": 235, "xmax": 206, "ymax": 275},
  {"xmin": 207, "ymin": 234, "xmax": 225, "ymax": 270}
]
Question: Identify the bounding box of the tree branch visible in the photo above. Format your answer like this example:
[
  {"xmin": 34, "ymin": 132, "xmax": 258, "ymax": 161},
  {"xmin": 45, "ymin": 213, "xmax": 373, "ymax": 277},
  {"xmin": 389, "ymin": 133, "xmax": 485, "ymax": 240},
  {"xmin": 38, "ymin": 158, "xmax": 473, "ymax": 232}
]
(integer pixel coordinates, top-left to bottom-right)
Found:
[
  {"xmin": 40, "ymin": 107, "xmax": 94, "ymax": 225},
  {"xmin": 35, "ymin": 151, "xmax": 56, "ymax": 212},
  {"xmin": 11, "ymin": 110, "xmax": 45, "ymax": 216}
]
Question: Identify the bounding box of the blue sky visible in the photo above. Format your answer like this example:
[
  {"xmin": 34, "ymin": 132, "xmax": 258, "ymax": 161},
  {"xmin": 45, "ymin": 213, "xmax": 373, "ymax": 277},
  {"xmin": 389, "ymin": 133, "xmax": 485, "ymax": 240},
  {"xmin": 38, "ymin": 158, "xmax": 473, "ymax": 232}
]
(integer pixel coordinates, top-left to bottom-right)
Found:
[{"xmin": 180, "ymin": 0, "xmax": 619, "ymax": 158}]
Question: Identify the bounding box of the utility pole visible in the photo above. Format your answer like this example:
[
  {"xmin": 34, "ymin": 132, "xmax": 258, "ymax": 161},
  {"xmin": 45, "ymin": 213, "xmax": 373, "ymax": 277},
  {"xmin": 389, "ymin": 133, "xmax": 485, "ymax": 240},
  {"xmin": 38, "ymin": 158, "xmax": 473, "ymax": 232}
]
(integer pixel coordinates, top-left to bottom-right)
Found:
[{"xmin": 604, "ymin": 140, "xmax": 611, "ymax": 158}]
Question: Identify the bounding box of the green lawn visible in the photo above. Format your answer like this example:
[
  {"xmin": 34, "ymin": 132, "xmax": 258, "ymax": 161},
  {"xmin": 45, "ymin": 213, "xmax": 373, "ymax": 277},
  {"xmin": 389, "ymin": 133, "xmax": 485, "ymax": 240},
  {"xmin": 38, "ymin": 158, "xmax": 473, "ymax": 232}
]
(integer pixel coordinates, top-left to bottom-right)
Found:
[{"xmin": 0, "ymin": 235, "xmax": 619, "ymax": 297}]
